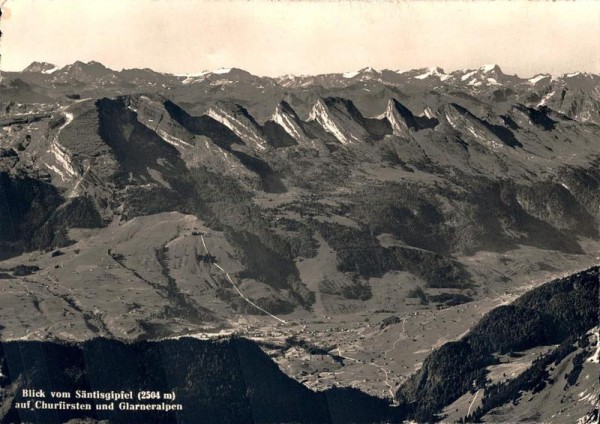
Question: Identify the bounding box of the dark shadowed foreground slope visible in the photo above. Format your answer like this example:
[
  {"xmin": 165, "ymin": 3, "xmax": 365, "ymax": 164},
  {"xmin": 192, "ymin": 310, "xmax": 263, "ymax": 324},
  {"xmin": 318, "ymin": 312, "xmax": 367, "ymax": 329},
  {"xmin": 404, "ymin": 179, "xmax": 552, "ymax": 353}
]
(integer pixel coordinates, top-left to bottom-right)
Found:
[{"xmin": 0, "ymin": 337, "xmax": 404, "ymax": 424}]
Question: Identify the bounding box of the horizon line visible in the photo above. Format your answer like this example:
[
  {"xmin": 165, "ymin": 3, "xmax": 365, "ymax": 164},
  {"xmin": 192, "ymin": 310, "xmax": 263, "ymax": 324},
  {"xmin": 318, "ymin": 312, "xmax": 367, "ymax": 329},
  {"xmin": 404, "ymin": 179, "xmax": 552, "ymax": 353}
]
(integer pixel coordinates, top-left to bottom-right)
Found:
[{"xmin": 7, "ymin": 60, "xmax": 600, "ymax": 80}]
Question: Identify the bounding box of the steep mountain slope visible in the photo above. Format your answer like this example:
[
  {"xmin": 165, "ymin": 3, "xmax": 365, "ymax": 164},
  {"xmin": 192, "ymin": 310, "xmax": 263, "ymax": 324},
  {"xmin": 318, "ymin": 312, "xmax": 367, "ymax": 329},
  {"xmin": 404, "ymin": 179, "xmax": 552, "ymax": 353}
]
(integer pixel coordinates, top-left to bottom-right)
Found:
[{"xmin": 395, "ymin": 266, "xmax": 599, "ymax": 423}]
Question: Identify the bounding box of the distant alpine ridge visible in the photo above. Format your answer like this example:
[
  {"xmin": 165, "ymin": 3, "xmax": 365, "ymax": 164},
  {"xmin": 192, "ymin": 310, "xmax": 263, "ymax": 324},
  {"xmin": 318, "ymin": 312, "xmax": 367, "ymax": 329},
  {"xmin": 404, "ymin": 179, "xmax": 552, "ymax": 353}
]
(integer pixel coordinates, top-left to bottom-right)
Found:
[
  {"xmin": 16, "ymin": 60, "xmax": 599, "ymax": 89},
  {"xmin": 4, "ymin": 61, "xmax": 599, "ymax": 127}
]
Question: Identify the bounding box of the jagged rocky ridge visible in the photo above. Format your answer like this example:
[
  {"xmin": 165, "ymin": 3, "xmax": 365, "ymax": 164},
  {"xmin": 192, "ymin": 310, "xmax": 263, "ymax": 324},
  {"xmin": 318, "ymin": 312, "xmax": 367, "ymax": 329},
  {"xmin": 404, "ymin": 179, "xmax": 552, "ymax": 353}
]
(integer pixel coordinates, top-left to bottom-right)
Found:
[
  {"xmin": 1, "ymin": 83, "xmax": 600, "ymax": 315},
  {"xmin": 2, "ymin": 87, "xmax": 599, "ymax": 249}
]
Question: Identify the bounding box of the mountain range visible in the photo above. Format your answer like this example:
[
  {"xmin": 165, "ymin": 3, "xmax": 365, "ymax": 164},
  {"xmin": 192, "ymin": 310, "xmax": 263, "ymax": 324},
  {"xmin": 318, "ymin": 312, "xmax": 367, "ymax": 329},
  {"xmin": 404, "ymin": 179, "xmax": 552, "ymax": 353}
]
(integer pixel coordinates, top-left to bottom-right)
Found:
[
  {"xmin": 3, "ymin": 61, "xmax": 600, "ymax": 125},
  {"xmin": 0, "ymin": 60, "xmax": 598, "ymax": 423}
]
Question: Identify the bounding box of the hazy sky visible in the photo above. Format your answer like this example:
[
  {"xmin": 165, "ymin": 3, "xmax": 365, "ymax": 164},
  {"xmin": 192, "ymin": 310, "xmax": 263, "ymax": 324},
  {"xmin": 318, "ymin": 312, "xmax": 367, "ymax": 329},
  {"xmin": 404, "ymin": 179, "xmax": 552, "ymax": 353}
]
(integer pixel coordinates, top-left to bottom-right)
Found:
[{"xmin": 1, "ymin": 0, "xmax": 599, "ymax": 77}]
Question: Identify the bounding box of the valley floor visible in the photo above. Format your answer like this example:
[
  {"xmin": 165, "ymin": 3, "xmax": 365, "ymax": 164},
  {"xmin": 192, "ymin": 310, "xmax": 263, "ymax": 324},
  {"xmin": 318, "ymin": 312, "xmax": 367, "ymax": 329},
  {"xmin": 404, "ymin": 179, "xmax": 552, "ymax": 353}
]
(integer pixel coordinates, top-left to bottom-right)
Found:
[{"xmin": 0, "ymin": 212, "xmax": 597, "ymax": 404}]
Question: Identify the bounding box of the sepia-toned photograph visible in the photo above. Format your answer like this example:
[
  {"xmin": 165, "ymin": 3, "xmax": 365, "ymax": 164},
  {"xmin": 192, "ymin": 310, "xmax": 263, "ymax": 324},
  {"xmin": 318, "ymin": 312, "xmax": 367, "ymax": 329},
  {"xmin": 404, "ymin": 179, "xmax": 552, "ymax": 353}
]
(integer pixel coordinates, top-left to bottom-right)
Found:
[{"xmin": 0, "ymin": 1, "xmax": 598, "ymax": 422}]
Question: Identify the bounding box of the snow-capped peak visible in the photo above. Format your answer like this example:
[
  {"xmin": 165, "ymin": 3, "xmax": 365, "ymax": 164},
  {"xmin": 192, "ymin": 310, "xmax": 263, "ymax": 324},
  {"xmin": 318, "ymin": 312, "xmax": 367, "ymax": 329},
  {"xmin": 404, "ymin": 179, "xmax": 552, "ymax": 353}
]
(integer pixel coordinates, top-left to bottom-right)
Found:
[
  {"xmin": 480, "ymin": 64, "xmax": 499, "ymax": 73},
  {"xmin": 213, "ymin": 68, "xmax": 233, "ymax": 75},
  {"xmin": 460, "ymin": 70, "xmax": 477, "ymax": 81},
  {"xmin": 343, "ymin": 67, "xmax": 380, "ymax": 79},
  {"xmin": 528, "ymin": 74, "xmax": 550, "ymax": 84},
  {"xmin": 359, "ymin": 67, "xmax": 378, "ymax": 74},
  {"xmin": 177, "ymin": 70, "xmax": 210, "ymax": 78},
  {"xmin": 23, "ymin": 61, "xmax": 58, "ymax": 73},
  {"xmin": 42, "ymin": 66, "xmax": 59, "ymax": 75},
  {"xmin": 177, "ymin": 67, "xmax": 232, "ymax": 78},
  {"xmin": 414, "ymin": 67, "xmax": 450, "ymax": 81}
]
